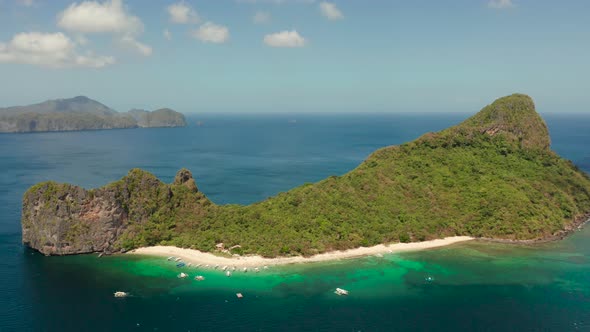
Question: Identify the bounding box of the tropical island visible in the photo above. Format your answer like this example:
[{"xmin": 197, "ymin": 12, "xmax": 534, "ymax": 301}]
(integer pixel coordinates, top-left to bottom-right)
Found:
[
  {"xmin": 21, "ymin": 94, "xmax": 590, "ymax": 262},
  {"xmin": 0, "ymin": 96, "xmax": 186, "ymax": 133}
]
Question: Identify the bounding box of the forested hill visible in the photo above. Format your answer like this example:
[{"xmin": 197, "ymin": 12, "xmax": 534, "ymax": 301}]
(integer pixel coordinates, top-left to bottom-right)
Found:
[
  {"xmin": 22, "ymin": 94, "xmax": 590, "ymax": 257},
  {"xmin": 0, "ymin": 96, "xmax": 186, "ymax": 133}
]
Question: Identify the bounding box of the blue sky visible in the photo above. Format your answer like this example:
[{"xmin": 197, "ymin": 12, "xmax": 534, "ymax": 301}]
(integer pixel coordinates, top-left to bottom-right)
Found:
[{"xmin": 0, "ymin": 0, "xmax": 588, "ymax": 114}]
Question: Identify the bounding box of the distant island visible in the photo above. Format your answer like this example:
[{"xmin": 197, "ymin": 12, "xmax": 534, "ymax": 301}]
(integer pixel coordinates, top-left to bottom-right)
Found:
[
  {"xmin": 21, "ymin": 94, "xmax": 590, "ymax": 259},
  {"xmin": 0, "ymin": 96, "xmax": 186, "ymax": 133}
]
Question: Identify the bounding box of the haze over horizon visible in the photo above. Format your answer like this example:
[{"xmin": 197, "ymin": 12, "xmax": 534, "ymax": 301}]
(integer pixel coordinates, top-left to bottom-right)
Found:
[{"xmin": 0, "ymin": 0, "xmax": 589, "ymax": 114}]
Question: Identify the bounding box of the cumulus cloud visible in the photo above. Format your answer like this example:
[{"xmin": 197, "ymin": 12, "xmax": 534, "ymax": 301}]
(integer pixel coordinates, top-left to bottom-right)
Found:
[
  {"xmin": 57, "ymin": 0, "xmax": 151, "ymax": 56},
  {"xmin": 192, "ymin": 22, "xmax": 229, "ymax": 44},
  {"xmin": 163, "ymin": 29, "xmax": 172, "ymax": 40},
  {"xmin": 488, "ymin": 0, "xmax": 514, "ymax": 9},
  {"xmin": 119, "ymin": 35, "xmax": 152, "ymax": 56},
  {"xmin": 167, "ymin": 1, "xmax": 199, "ymax": 24},
  {"xmin": 253, "ymin": 11, "xmax": 271, "ymax": 24},
  {"xmin": 319, "ymin": 2, "xmax": 343, "ymax": 20},
  {"xmin": 0, "ymin": 32, "xmax": 115, "ymax": 68},
  {"xmin": 263, "ymin": 30, "xmax": 305, "ymax": 47}
]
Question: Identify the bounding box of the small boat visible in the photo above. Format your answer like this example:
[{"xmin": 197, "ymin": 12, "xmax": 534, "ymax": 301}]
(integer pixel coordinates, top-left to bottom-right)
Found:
[
  {"xmin": 236, "ymin": 293, "xmax": 243, "ymax": 298},
  {"xmin": 176, "ymin": 262, "xmax": 186, "ymax": 268},
  {"xmin": 263, "ymin": 266, "xmax": 268, "ymax": 270},
  {"xmin": 425, "ymin": 276, "xmax": 434, "ymax": 282},
  {"xmin": 205, "ymin": 264, "xmax": 210, "ymax": 268},
  {"xmin": 178, "ymin": 272, "xmax": 188, "ymax": 279},
  {"xmin": 114, "ymin": 291, "xmax": 128, "ymax": 298},
  {"xmin": 232, "ymin": 266, "xmax": 236, "ymax": 271},
  {"xmin": 214, "ymin": 265, "xmax": 219, "ymax": 269},
  {"xmin": 243, "ymin": 267, "xmax": 248, "ymax": 272},
  {"xmin": 167, "ymin": 256, "xmax": 174, "ymax": 261},
  {"xmin": 195, "ymin": 275, "xmax": 205, "ymax": 281},
  {"xmin": 175, "ymin": 257, "xmax": 182, "ymax": 262},
  {"xmin": 375, "ymin": 253, "xmax": 383, "ymax": 258},
  {"xmin": 196, "ymin": 264, "xmax": 202, "ymax": 267},
  {"xmin": 187, "ymin": 263, "xmax": 192, "ymax": 267},
  {"xmin": 334, "ymin": 288, "xmax": 349, "ymax": 296},
  {"xmin": 254, "ymin": 267, "xmax": 260, "ymax": 273},
  {"xmin": 222, "ymin": 266, "xmax": 227, "ymax": 271},
  {"xmin": 226, "ymin": 271, "xmax": 232, "ymax": 277}
]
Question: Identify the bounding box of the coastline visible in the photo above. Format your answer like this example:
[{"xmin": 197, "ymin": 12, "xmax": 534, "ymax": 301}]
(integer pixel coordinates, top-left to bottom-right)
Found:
[{"xmin": 129, "ymin": 236, "xmax": 474, "ymax": 268}]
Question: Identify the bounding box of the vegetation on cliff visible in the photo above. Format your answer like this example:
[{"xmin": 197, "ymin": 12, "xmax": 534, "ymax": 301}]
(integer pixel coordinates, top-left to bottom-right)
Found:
[
  {"xmin": 0, "ymin": 96, "xmax": 187, "ymax": 133},
  {"xmin": 22, "ymin": 94, "xmax": 590, "ymax": 257}
]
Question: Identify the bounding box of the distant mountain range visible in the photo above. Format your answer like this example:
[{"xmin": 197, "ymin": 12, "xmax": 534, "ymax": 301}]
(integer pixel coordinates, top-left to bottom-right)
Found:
[{"xmin": 0, "ymin": 96, "xmax": 187, "ymax": 133}]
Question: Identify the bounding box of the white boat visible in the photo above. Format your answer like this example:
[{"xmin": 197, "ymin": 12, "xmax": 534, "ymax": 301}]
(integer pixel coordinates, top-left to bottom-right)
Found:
[
  {"xmin": 175, "ymin": 257, "xmax": 182, "ymax": 262},
  {"xmin": 222, "ymin": 266, "xmax": 228, "ymax": 271},
  {"xmin": 334, "ymin": 288, "xmax": 349, "ymax": 296},
  {"xmin": 195, "ymin": 275, "xmax": 205, "ymax": 281},
  {"xmin": 263, "ymin": 266, "xmax": 268, "ymax": 269},
  {"xmin": 114, "ymin": 291, "xmax": 128, "ymax": 298},
  {"xmin": 226, "ymin": 271, "xmax": 231, "ymax": 277},
  {"xmin": 178, "ymin": 272, "xmax": 188, "ymax": 279},
  {"xmin": 214, "ymin": 264, "xmax": 219, "ymax": 269},
  {"xmin": 254, "ymin": 267, "xmax": 260, "ymax": 273},
  {"xmin": 243, "ymin": 267, "xmax": 248, "ymax": 272},
  {"xmin": 187, "ymin": 263, "xmax": 192, "ymax": 267},
  {"xmin": 167, "ymin": 256, "xmax": 174, "ymax": 261},
  {"xmin": 236, "ymin": 293, "xmax": 243, "ymax": 298}
]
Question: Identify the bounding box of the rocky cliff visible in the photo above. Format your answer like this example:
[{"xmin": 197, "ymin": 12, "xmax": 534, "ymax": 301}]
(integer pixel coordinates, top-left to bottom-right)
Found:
[{"xmin": 22, "ymin": 168, "xmax": 204, "ymax": 255}]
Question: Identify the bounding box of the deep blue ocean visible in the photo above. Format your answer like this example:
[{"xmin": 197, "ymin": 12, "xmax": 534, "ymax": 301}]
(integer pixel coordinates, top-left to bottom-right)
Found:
[{"xmin": 1, "ymin": 113, "xmax": 590, "ymax": 331}]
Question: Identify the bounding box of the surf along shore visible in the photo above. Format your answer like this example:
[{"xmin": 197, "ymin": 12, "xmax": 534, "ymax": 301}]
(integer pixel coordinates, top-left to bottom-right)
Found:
[{"xmin": 130, "ymin": 236, "xmax": 473, "ymax": 268}]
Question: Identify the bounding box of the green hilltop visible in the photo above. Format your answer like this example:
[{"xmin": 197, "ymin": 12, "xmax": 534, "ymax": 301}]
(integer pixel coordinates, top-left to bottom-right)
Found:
[
  {"xmin": 22, "ymin": 94, "xmax": 590, "ymax": 257},
  {"xmin": 0, "ymin": 96, "xmax": 186, "ymax": 133}
]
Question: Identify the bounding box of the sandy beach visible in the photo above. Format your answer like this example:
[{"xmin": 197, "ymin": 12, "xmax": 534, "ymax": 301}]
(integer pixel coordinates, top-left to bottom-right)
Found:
[{"xmin": 130, "ymin": 236, "xmax": 473, "ymax": 268}]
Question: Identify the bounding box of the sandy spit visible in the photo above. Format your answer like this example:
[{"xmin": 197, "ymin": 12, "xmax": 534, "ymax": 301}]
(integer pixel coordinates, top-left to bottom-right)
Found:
[{"xmin": 129, "ymin": 236, "xmax": 473, "ymax": 268}]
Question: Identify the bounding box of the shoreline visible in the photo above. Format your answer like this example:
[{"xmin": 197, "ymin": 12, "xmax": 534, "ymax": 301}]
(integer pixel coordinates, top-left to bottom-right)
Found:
[{"xmin": 129, "ymin": 236, "xmax": 474, "ymax": 268}]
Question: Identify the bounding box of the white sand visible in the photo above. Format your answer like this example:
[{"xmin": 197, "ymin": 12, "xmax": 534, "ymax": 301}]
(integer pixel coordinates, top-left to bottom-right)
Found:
[{"xmin": 129, "ymin": 236, "xmax": 473, "ymax": 268}]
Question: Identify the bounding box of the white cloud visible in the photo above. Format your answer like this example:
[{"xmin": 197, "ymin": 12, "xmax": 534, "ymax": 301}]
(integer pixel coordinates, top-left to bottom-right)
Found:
[
  {"xmin": 253, "ymin": 11, "xmax": 271, "ymax": 24},
  {"xmin": 0, "ymin": 32, "xmax": 114, "ymax": 68},
  {"xmin": 167, "ymin": 1, "xmax": 199, "ymax": 24},
  {"xmin": 58, "ymin": 0, "xmax": 142, "ymax": 34},
  {"xmin": 263, "ymin": 30, "xmax": 305, "ymax": 47},
  {"xmin": 163, "ymin": 29, "xmax": 172, "ymax": 40},
  {"xmin": 192, "ymin": 22, "xmax": 229, "ymax": 44},
  {"xmin": 319, "ymin": 2, "xmax": 343, "ymax": 20},
  {"xmin": 119, "ymin": 35, "xmax": 152, "ymax": 56},
  {"xmin": 57, "ymin": 0, "xmax": 151, "ymax": 56},
  {"xmin": 488, "ymin": 0, "xmax": 514, "ymax": 9}
]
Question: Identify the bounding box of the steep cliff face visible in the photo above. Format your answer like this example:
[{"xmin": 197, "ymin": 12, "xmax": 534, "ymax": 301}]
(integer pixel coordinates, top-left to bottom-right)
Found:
[{"xmin": 21, "ymin": 169, "xmax": 203, "ymax": 255}]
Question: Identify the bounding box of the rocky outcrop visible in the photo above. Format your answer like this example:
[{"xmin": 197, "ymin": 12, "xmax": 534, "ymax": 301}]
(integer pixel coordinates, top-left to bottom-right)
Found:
[
  {"xmin": 21, "ymin": 168, "xmax": 198, "ymax": 255},
  {"xmin": 127, "ymin": 108, "xmax": 187, "ymax": 128},
  {"xmin": 22, "ymin": 182, "xmax": 128, "ymax": 255}
]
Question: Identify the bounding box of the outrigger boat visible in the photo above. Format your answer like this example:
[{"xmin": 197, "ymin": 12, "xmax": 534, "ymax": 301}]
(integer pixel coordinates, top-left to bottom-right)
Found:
[{"xmin": 334, "ymin": 288, "xmax": 349, "ymax": 296}]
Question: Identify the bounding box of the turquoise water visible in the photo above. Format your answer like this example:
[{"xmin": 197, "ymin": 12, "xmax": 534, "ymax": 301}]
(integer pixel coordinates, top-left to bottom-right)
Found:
[{"xmin": 1, "ymin": 113, "xmax": 590, "ymax": 331}]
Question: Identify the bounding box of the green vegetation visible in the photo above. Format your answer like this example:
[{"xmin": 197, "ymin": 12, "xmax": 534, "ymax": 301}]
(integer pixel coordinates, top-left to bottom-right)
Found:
[
  {"xmin": 22, "ymin": 94, "xmax": 590, "ymax": 257},
  {"xmin": 0, "ymin": 96, "xmax": 186, "ymax": 133}
]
